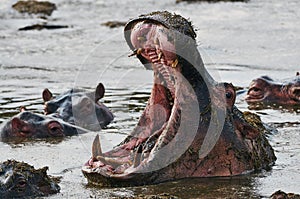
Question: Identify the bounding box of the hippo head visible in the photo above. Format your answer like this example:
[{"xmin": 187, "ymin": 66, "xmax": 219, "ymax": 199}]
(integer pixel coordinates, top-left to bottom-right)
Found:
[
  {"xmin": 0, "ymin": 111, "xmax": 88, "ymax": 140},
  {"xmin": 245, "ymin": 73, "xmax": 300, "ymax": 108},
  {"xmin": 42, "ymin": 83, "xmax": 114, "ymax": 131},
  {"xmin": 82, "ymin": 11, "xmax": 275, "ymax": 187},
  {"xmin": 0, "ymin": 160, "xmax": 60, "ymax": 198}
]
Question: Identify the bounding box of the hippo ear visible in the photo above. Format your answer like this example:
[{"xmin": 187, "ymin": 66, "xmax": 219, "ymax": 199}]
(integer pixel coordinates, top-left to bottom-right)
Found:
[
  {"xmin": 39, "ymin": 166, "xmax": 49, "ymax": 175},
  {"xmin": 296, "ymin": 72, "xmax": 299, "ymax": 76},
  {"xmin": 95, "ymin": 83, "xmax": 105, "ymax": 102},
  {"xmin": 19, "ymin": 106, "xmax": 27, "ymax": 112},
  {"xmin": 43, "ymin": 88, "xmax": 53, "ymax": 102}
]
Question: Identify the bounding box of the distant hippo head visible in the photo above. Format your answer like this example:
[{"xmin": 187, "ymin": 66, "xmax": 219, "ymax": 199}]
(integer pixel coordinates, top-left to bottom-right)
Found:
[
  {"xmin": 246, "ymin": 73, "xmax": 300, "ymax": 108},
  {"xmin": 0, "ymin": 111, "xmax": 88, "ymax": 140},
  {"xmin": 42, "ymin": 83, "xmax": 114, "ymax": 131},
  {"xmin": 0, "ymin": 159, "xmax": 60, "ymax": 198}
]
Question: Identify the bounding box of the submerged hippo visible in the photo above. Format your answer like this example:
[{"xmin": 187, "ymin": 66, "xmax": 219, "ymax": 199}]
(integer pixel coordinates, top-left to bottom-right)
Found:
[
  {"xmin": 82, "ymin": 11, "xmax": 276, "ymax": 187},
  {"xmin": 271, "ymin": 190, "xmax": 300, "ymax": 199},
  {"xmin": 245, "ymin": 73, "xmax": 300, "ymax": 108},
  {"xmin": 12, "ymin": 0, "xmax": 57, "ymax": 16},
  {"xmin": 0, "ymin": 159, "xmax": 60, "ymax": 198},
  {"xmin": 43, "ymin": 83, "xmax": 114, "ymax": 131},
  {"xmin": 0, "ymin": 110, "xmax": 88, "ymax": 140}
]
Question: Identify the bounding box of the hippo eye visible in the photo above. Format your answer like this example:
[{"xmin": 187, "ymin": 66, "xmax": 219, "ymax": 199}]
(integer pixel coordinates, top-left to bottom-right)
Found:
[
  {"xmin": 17, "ymin": 177, "xmax": 27, "ymax": 188},
  {"xmin": 252, "ymin": 87, "xmax": 261, "ymax": 92},
  {"xmin": 226, "ymin": 92, "xmax": 232, "ymax": 99}
]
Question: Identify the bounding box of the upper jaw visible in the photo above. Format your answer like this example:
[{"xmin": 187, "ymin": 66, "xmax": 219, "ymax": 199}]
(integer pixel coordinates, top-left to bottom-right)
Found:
[{"xmin": 83, "ymin": 19, "xmax": 182, "ymax": 182}]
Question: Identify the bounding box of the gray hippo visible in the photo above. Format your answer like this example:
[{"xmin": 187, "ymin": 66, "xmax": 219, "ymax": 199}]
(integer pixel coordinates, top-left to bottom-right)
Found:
[
  {"xmin": 82, "ymin": 11, "xmax": 276, "ymax": 187},
  {"xmin": 0, "ymin": 110, "xmax": 88, "ymax": 141},
  {"xmin": 42, "ymin": 83, "xmax": 114, "ymax": 131}
]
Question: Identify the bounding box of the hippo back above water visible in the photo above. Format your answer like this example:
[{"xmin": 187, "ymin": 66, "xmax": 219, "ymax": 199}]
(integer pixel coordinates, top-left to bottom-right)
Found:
[
  {"xmin": 245, "ymin": 73, "xmax": 300, "ymax": 109},
  {"xmin": 43, "ymin": 83, "xmax": 114, "ymax": 131}
]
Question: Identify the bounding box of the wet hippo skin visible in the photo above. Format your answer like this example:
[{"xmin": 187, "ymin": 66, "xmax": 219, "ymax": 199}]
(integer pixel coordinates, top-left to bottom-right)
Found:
[
  {"xmin": 82, "ymin": 11, "xmax": 276, "ymax": 187},
  {"xmin": 246, "ymin": 73, "xmax": 300, "ymax": 108},
  {"xmin": 0, "ymin": 159, "xmax": 60, "ymax": 198},
  {"xmin": 0, "ymin": 110, "xmax": 89, "ymax": 140},
  {"xmin": 43, "ymin": 83, "xmax": 114, "ymax": 131}
]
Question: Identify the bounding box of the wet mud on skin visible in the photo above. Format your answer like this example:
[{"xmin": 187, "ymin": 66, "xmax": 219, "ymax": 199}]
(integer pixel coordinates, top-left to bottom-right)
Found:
[{"xmin": 0, "ymin": 0, "xmax": 300, "ymax": 198}]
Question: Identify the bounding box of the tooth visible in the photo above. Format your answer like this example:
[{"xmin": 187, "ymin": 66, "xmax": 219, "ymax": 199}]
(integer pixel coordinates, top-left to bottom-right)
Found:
[
  {"xmin": 154, "ymin": 38, "xmax": 159, "ymax": 45},
  {"xmin": 171, "ymin": 58, "xmax": 178, "ymax": 68},
  {"xmin": 128, "ymin": 48, "xmax": 143, "ymax": 57},
  {"xmin": 158, "ymin": 52, "xmax": 162, "ymax": 60},
  {"xmin": 137, "ymin": 48, "xmax": 142, "ymax": 55},
  {"xmin": 92, "ymin": 134, "xmax": 102, "ymax": 158}
]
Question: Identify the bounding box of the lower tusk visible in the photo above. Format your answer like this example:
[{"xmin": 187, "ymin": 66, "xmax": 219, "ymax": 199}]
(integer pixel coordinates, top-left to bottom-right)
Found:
[
  {"xmin": 92, "ymin": 134, "xmax": 103, "ymax": 158},
  {"xmin": 128, "ymin": 48, "xmax": 143, "ymax": 57}
]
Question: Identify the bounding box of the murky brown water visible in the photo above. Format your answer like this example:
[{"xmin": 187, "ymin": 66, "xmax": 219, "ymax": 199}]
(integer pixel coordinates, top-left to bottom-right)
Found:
[{"xmin": 0, "ymin": 0, "xmax": 300, "ymax": 198}]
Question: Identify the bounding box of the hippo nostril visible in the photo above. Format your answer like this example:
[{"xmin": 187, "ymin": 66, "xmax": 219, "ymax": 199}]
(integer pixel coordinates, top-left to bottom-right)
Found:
[
  {"xmin": 291, "ymin": 87, "xmax": 300, "ymax": 100},
  {"xmin": 48, "ymin": 122, "xmax": 63, "ymax": 136}
]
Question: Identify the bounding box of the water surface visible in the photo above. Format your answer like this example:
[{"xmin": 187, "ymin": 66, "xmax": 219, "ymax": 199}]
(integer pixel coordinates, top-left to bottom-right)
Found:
[{"xmin": 0, "ymin": 0, "xmax": 299, "ymax": 198}]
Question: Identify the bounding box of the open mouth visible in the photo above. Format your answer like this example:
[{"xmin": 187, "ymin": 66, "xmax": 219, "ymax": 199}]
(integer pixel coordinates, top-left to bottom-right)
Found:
[
  {"xmin": 82, "ymin": 11, "xmax": 277, "ymax": 187},
  {"xmin": 82, "ymin": 22, "xmax": 189, "ymax": 185}
]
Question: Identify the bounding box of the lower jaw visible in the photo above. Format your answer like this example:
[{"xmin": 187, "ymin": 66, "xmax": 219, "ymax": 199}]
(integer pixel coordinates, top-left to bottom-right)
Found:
[{"xmin": 82, "ymin": 71, "xmax": 176, "ymax": 183}]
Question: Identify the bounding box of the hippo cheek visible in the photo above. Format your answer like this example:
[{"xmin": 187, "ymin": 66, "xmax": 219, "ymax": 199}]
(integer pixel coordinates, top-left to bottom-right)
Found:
[{"xmin": 47, "ymin": 121, "xmax": 64, "ymax": 137}]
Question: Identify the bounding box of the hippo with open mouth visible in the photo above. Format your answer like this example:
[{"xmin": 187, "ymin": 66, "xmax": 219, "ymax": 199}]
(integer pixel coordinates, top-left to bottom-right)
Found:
[
  {"xmin": 0, "ymin": 110, "xmax": 88, "ymax": 140},
  {"xmin": 82, "ymin": 11, "xmax": 276, "ymax": 187},
  {"xmin": 0, "ymin": 159, "xmax": 60, "ymax": 198},
  {"xmin": 42, "ymin": 83, "xmax": 114, "ymax": 131},
  {"xmin": 245, "ymin": 73, "xmax": 300, "ymax": 108}
]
